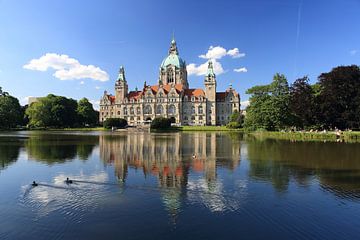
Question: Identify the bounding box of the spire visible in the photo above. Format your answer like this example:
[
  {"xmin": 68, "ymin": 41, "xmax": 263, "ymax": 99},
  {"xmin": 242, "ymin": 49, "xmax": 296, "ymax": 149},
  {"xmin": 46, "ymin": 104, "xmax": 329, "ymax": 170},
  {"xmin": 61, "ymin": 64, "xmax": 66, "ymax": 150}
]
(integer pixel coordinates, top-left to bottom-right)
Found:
[
  {"xmin": 117, "ymin": 66, "xmax": 126, "ymax": 82},
  {"xmin": 169, "ymin": 35, "xmax": 178, "ymax": 55},
  {"xmin": 207, "ymin": 61, "xmax": 215, "ymax": 77}
]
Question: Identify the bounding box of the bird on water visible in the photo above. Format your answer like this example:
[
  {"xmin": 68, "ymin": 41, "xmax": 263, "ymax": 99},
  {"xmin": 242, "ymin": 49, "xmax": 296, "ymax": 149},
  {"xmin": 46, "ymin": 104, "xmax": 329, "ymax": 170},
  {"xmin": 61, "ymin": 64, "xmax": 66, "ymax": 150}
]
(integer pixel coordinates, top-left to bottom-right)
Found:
[
  {"xmin": 66, "ymin": 177, "xmax": 73, "ymax": 184},
  {"xmin": 32, "ymin": 181, "xmax": 38, "ymax": 187}
]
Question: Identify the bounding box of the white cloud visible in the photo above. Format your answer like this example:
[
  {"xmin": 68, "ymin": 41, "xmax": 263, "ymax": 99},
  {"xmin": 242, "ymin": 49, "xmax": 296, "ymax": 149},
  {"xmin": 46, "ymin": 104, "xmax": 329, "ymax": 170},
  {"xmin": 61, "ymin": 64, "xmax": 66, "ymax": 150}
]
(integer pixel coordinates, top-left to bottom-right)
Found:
[
  {"xmin": 95, "ymin": 86, "xmax": 101, "ymax": 90},
  {"xmin": 234, "ymin": 67, "xmax": 248, "ymax": 73},
  {"xmin": 350, "ymin": 49, "xmax": 358, "ymax": 56},
  {"xmin": 80, "ymin": 81, "xmax": 85, "ymax": 85},
  {"xmin": 187, "ymin": 59, "xmax": 224, "ymax": 76},
  {"xmin": 199, "ymin": 46, "xmax": 245, "ymax": 60},
  {"xmin": 227, "ymin": 48, "xmax": 245, "ymax": 58},
  {"xmin": 20, "ymin": 96, "xmax": 33, "ymax": 105},
  {"xmin": 90, "ymin": 100, "xmax": 100, "ymax": 110},
  {"xmin": 241, "ymin": 100, "xmax": 250, "ymax": 109},
  {"xmin": 23, "ymin": 53, "xmax": 109, "ymax": 82}
]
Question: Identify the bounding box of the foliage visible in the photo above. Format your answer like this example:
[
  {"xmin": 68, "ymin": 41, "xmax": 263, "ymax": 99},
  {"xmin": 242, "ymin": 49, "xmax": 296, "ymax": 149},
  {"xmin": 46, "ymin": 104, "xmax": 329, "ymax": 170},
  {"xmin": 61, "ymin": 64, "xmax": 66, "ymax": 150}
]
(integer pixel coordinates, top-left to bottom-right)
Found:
[
  {"xmin": 227, "ymin": 110, "xmax": 243, "ymax": 129},
  {"xmin": 103, "ymin": 118, "xmax": 127, "ymax": 129},
  {"xmin": 317, "ymin": 65, "xmax": 360, "ymax": 129},
  {"xmin": 244, "ymin": 73, "xmax": 291, "ymax": 131},
  {"xmin": 26, "ymin": 94, "xmax": 78, "ymax": 128},
  {"xmin": 289, "ymin": 76, "xmax": 316, "ymax": 128},
  {"xmin": 77, "ymin": 98, "xmax": 98, "ymax": 126},
  {"xmin": 0, "ymin": 93, "xmax": 22, "ymax": 129},
  {"xmin": 150, "ymin": 117, "xmax": 172, "ymax": 129}
]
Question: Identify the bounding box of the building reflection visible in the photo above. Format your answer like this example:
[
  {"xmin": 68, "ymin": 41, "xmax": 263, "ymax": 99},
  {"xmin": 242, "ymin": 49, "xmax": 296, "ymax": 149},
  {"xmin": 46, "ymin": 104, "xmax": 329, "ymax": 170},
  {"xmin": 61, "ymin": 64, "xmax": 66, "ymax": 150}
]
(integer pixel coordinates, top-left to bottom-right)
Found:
[{"xmin": 99, "ymin": 132, "xmax": 242, "ymax": 216}]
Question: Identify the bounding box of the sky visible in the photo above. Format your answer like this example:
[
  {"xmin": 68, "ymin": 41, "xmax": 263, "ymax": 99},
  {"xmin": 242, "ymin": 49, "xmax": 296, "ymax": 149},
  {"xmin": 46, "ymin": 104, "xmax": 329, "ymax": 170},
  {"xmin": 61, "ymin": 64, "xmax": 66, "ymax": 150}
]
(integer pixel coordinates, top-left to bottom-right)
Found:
[{"xmin": 0, "ymin": 0, "xmax": 359, "ymax": 109}]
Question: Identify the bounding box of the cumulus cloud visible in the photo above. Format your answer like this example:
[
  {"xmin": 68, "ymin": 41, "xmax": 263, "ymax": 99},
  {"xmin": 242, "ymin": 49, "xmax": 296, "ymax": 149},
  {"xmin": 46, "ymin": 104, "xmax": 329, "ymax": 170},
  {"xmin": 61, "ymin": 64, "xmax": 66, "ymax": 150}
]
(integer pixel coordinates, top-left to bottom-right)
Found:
[
  {"xmin": 241, "ymin": 100, "xmax": 250, "ymax": 109},
  {"xmin": 199, "ymin": 46, "xmax": 245, "ymax": 60},
  {"xmin": 23, "ymin": 53, "xmax": 109, "ymax": 81},
  {"xmin": 187, "ymin": 59, "xmax": 224, "ymax": 76},
  {"xmin": 234, "ymin": 67, "xmax": 248, "ymax": 73},
  {"xmin": 227, "ymin": 48, "xmax": 245, "ymax": 58},
  {"xmin": 90, "ymin": 100, "xmax": 100, "ymax": 110}
]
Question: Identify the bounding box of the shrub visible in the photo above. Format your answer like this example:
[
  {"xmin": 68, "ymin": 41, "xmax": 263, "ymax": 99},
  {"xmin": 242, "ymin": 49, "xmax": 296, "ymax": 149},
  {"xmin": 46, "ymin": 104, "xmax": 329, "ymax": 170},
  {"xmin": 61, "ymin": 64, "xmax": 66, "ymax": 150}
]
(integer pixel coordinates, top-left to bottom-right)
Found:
[
  {"xmin": 103, "ymin": 118, "xmax": 127, "ymax": 129},
  {"xmin": 226, "ymin": 122, "xmax": 242, "ymax": 129},
  {"xmin": 150, "ymin": 117, "xmax": 171, "ymax": 129}
]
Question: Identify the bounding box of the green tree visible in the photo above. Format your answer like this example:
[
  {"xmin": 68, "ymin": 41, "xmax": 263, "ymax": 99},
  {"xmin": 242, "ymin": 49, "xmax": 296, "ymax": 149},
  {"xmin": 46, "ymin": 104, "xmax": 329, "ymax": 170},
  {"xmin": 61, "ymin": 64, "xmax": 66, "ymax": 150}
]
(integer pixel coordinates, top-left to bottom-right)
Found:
[
  {"xmin": 0, "ymin": 93, "xmax": 22, "ymax": 129},
  {"xmin": 103, "ymin": 118, "xmax": 127, "ymax": 129},
  {"xmin": 150, "ymin": 117, "xmax": 172, "ymax": 129},
  {"xmin": 244, "ymin": 73, "xmax": 291, "ymax": 131},
  {"xmin": 289, "ymin": 76, "xmax": 315, "ymax": 128},
  {"xmin": 226, "ymin": 109, "xmax": 243, "ymax": 129},
  {"xmin": 77, "ymin": 98, "xmax": 98, "ymax": 126},
  {"xmin": 26, "ymin": 94, "xmax": 78, "ymax": 128}
]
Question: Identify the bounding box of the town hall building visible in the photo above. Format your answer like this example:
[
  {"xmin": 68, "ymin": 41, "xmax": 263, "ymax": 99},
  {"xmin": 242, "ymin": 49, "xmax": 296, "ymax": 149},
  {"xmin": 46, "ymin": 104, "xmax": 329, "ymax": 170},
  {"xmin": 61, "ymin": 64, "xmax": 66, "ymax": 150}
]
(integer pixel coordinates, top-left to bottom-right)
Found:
[{"xmin": 99, "ymin": 38, "xmax": 240, "ymax": 126}]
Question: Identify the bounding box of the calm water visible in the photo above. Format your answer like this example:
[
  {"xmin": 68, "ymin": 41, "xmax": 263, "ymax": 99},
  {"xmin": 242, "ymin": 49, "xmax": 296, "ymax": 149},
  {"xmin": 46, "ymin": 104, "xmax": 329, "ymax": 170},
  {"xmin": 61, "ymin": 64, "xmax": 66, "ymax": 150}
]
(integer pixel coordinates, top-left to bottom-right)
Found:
[{"xmin": 1, "ymin": 131, "xmax": 360, "ymax": 240}]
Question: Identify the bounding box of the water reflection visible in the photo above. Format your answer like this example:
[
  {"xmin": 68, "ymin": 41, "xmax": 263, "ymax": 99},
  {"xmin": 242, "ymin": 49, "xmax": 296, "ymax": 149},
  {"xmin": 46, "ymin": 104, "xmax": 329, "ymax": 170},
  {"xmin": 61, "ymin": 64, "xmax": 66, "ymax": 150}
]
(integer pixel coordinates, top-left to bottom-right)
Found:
[
  {"xmin": 99, "ymin": 132, "xmax": 243, "ymax": 214},
  {"xmin": 0, "ymin": 136, "xmax": 23, "ymax": 171},
  {"xmin": 25, "ymin": 133, "xmax": 98, "ymax": 164},
  {"xmin": 246, "ymin": 138, "xmax": 360, "ymax": 198}
]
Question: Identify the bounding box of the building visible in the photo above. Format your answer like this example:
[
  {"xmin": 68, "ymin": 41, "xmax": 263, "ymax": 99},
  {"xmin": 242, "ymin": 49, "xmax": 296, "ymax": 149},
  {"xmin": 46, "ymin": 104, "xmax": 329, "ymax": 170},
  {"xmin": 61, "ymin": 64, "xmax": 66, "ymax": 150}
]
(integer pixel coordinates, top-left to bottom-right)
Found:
[{"xmin": 99, "ymin": 38, "xmax": 240, "ymax": 126}]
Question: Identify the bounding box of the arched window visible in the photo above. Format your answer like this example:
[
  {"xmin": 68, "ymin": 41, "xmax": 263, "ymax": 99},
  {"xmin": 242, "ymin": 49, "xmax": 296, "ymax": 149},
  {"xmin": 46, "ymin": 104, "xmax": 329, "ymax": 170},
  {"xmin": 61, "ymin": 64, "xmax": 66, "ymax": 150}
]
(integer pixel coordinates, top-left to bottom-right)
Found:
[
  {"xmin": 167, "ymin": 68, "xmax": 174, "ymax": 83},
  {"xmin": 198, "ymin": 106, "xmax": 203, "ymax": 114},
  {"xmin": 123, "ymin": 107, "xmax": 128, "ymax": 115},
  {"xmin": 156, "ymin": 105, "xmax": 163, "ymax": 114},
  {"xmin": 136, "ymin": 107, "xmax": 141, "ymax": 114},
  {"xmin": 144, "ymin": 105, "xmax": 152, "ymax": 114},
  {"xmin": 168, "ymin": 104, "xmax": 176, "ymax": 114},
  {"xmin": 130, "ymin": 107, "xmax": 134, "ymax": 115},
  {"xmin": 191, "ymin": 106, "xmax": 195, "ymax": 114}
]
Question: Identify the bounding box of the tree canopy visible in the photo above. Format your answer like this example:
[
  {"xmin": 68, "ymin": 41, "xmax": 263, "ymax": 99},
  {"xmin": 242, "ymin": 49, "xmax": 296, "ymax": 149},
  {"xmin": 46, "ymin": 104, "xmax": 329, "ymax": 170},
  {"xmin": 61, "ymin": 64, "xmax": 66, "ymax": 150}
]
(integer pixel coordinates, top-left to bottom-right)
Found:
[{"xmin": 0, "ymin": 90, "xmax": 22, "ymax": 129}]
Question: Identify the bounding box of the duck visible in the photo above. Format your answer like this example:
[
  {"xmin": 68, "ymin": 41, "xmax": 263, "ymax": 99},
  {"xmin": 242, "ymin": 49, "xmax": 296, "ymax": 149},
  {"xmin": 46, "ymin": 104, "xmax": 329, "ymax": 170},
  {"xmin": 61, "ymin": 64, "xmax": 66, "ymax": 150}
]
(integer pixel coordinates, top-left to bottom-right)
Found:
[
  {"xmin": 65, "ymin": 177, "xmax": 73, "ymax": 184},
  {"xmin": 192, "ymin": 154, "xmax": 197, "ymax": 159},
  {"xmin": 32, "ymin": 181, "xmax": 38, "ymax": 187}
]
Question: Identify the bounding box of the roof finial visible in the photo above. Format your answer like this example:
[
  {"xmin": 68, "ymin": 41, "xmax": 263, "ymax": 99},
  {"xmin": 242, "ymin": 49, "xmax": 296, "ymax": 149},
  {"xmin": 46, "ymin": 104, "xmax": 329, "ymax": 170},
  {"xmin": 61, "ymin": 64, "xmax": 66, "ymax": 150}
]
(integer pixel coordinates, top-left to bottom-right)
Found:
[{"xmin": 172, "ymin": 30, "xmax": 175, "ymax": 43}]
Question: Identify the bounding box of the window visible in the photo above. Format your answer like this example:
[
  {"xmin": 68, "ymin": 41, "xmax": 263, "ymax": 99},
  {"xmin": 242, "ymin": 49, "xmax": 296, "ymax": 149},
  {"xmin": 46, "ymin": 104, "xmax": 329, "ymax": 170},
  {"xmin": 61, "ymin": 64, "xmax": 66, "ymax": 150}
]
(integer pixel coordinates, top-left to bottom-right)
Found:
[
  {"xmin": 144, "ymin": 105, "xmax": 152, "ymax": 114},
  {"xmin": 130, "ymin": 107, "xmax": 134, "ymax": 115},
  {"xmin": 184, "ymin": 96, "xmax": 188, "ymax": 101},
  {"xmin": 167, "ymin": 69, "xmax": 174, "ymax": 83},
  {"xmin": 191, "ymin": 106, "xmax": 195, "ymax": 114},
  {"xmin": 168, "ymin": 104, "xmax": 176, "ymax": 114},
  {"xmin": 198, "ymin": 106, "xmax": 203, "ymax": 114},
  {"xmin": 199, "ymin": 116, "xmax": 203, "ymax": 120},
  {"xmin": 156, "ymin": 105, "xmax": 163, "ymax": 114},
  {"xmin": 117, "ymin": 111, "xmax": 120, "ymax": 115},
  {"xmin": 191, "ymin": 116, "xmax": 195, "ymax": 120},
  {"xmin": 123, "ymin": 107, "xmax": 128, "ymax": 115},
  {"xmin": 136, "ymin": 107, "xmax": 141, "ymax": 114},
  {"xmin": 183, "ymin": 116, "xmax": 188, "ymax": 120}
]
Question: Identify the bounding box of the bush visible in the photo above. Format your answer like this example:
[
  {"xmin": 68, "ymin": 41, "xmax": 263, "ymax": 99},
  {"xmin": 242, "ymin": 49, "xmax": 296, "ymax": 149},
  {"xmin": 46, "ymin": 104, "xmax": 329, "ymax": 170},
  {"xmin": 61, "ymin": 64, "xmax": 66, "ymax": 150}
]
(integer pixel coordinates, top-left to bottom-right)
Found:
[
  {"xmin": 150, "ymin": 117, "xmax": 172, "ymax": 129},
  {"xmin": 226, "ymin": 122, "xmax": 242, "ymax": 129},
  {"xmin": 103, "ymin": 118, "xmax": 127, "ymax": 129}
]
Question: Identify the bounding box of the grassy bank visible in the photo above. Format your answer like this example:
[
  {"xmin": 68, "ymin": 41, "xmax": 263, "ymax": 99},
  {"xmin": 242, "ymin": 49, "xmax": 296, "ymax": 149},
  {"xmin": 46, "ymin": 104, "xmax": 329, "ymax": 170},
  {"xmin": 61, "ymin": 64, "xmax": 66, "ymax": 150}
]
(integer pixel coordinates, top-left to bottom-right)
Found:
[
  {"xmin": 249, "ymin": 131, "xmax": 360, "ymax": 142},
  {"xmin": 179, "ymin": 126, "xmax": 242, "ymax": 131}
]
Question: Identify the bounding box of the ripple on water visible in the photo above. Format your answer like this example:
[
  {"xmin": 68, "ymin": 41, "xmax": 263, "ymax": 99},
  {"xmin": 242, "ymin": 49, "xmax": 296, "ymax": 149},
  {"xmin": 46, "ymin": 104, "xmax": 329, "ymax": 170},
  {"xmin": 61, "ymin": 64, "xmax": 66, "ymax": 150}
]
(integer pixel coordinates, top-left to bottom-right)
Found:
[{"xmin": 18, "ymin": 172, "xmax": 113, "ymax": 239}]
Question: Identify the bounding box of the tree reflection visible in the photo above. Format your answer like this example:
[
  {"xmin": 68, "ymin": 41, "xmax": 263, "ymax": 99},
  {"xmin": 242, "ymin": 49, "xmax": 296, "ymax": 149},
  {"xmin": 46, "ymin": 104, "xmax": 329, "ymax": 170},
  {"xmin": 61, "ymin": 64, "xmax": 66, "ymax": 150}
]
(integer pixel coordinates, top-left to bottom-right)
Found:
[
  {"xmin": 25, "ymin": 133, "xmax": 98, "ymax": 164},
  {"xmin": 0, "ymin": 137, "xmax": 22, "ymax": 171},
  {"xmin": 246, "ymin": 138, "xmax": 360, "ymax": 198}
]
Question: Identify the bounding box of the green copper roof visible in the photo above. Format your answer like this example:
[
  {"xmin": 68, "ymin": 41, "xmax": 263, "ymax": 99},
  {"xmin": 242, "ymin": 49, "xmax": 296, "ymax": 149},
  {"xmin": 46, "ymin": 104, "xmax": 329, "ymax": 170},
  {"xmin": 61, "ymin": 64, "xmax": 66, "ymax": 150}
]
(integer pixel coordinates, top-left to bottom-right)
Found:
[
  {"xmin": 160, "ymin": 54, "xmax": 185, "ymax": 69},
  {"xmin": 160, "ymin": 38, "xmax": 186, "ymax": 69},
  {"xmin": 207, "ymin": 61, "xmax": 215, "ymax": 76}
]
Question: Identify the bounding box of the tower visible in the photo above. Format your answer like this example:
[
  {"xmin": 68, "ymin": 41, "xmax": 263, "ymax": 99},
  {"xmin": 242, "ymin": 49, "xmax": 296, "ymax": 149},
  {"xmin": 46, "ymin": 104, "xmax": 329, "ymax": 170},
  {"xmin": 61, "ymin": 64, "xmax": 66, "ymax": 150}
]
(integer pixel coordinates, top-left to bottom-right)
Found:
[
  {"xmin": 159, "ymin": 37, "xmax": 189, "ymax": 88},
  {"xmin": 204, "ymin": 61, "xmax": 217, "ymax": 125},
  {"xmin": 115, "ymin": 66, "xmax": 128, "ymax": 102}
]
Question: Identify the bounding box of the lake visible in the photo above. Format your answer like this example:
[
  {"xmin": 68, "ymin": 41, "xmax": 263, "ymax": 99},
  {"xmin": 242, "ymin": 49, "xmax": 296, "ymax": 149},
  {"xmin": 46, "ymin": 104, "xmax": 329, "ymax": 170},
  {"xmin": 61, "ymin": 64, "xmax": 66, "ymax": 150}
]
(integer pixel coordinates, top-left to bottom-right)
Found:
[{"xmin": 1, "ymin": 131, "xmax": 360, "ymax": 240}]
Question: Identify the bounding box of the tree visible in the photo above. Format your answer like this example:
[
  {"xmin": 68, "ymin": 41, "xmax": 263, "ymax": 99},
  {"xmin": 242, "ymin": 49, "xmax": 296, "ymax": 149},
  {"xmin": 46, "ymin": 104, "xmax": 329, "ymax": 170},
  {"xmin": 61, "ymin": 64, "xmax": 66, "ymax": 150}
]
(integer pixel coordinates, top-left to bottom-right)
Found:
[
  {"xmin": 26, "ymin": 94, "xmax": 78, "ymax": 128},
  {"xmin": 77, "ymin": 98, "xmax": 98, "ymax": 126},
  {"xmin": 318, "ymin": 65, "xmax": 360, "ymax": 129},
  {"xmin": 0, "ymin": 93, "xmax": 22, "ymax": 129},
  {"xmin": 289, "ymin": 76, "xmax": 315, "ymax": 128},
  {"xmin": 244, "ymin": 73, "xmax": 291, "ymax": 131},
  {"xmin": 103, "ymin": 118, "xmax": 127, "ymax": 129},
  {"xmin": 150, "ymin": 117, "xmax": 172, "ymax": 129},
  {"xmin": 226, "ymin": 109, "xmax": 243, "ymax": 129}
]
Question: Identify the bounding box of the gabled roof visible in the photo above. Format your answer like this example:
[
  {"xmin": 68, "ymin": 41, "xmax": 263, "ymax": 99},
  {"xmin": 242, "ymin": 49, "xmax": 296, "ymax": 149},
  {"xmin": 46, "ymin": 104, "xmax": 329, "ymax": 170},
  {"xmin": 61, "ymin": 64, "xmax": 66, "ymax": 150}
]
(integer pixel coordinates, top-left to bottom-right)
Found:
[
  {"xmin": 127, "ymin": 91, "xmax": 143, "ymax": 100},
  {"xmin": 150, "ymin": 84, "xmax": 183, "ymax": 94},
  {"xmin": 184, "ymin": 88, "xmax": 205, "ymax": 97}
]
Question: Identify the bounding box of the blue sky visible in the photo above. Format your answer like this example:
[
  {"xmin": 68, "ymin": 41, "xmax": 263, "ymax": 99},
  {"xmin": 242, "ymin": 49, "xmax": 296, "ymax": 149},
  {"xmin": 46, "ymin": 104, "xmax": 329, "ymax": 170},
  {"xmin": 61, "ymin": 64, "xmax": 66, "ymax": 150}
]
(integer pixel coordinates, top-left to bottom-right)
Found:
[{"xmin": 0, "ymin": 0, "xmax": 359, "ymax": 109}]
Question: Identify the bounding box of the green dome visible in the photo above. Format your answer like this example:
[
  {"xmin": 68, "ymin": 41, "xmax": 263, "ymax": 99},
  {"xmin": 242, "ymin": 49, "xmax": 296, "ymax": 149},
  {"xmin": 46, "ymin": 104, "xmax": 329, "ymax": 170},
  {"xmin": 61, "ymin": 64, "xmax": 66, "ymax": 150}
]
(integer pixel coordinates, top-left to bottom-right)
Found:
[{"xmin": 160, "ymin": 54, "xmax": 186, "ymax": 69}]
